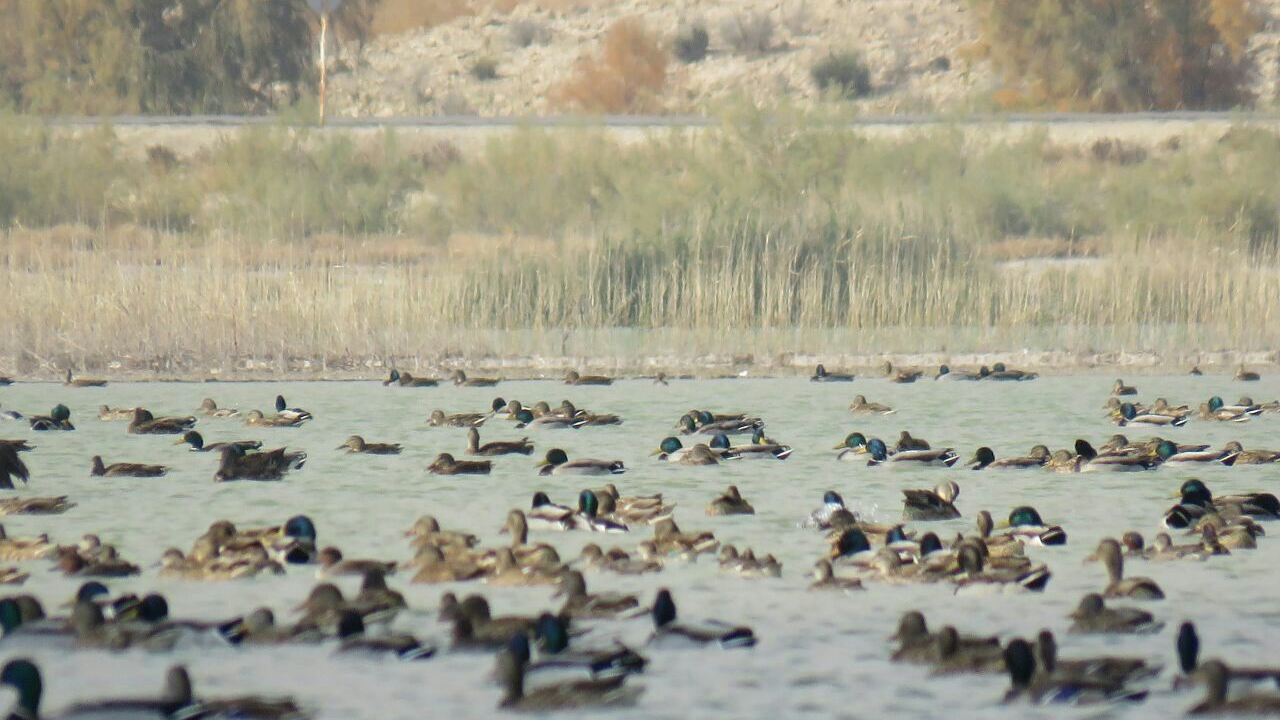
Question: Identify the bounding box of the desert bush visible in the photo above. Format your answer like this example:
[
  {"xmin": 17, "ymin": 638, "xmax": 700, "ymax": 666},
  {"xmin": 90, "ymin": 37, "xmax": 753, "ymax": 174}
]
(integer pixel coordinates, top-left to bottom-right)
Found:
[
  {"xmin": 811, "ymin": 52, "xmax": 872, "ymax": 99},
  {"xmin": 470, "ymin": 57, "xmax": 500, "ymax": 81},
  {"xmin": 968, "ymin": 0, "xmax": 1259, "ymax": 110},
  {"xmin": 551, "ymin": 19, "xmax": 668, "ymax": 113},
  {"xmin": 673, "ymin": 23, "xmax": 710, "ymax": 63},
  {"xmin": 509, "ymin": 19, "xmax": 551, "ymax": 48},
  {"xmin": 719, "ymin": 12, "xmax": 774, "ymax": 55}
]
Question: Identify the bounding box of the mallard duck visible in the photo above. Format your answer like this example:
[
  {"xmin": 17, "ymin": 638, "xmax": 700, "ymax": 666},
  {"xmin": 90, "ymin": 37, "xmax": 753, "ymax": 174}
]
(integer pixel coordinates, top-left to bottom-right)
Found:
[
  {"xmin": 1115, "ymin": 402, "xmax": 1188, "ymax": 427},
  {"xmin": 1069, "ymin": 594, "xmax": 1163, "ymax": 634},
  {"xmin": 427, "ymin": 452, "xmax": 491, "ymax": 475},
  {"xmin": 1112, "ymin": 378, "xmax": 1137, "ymax": 396},
  {"xmin": 591, "ymin": 486, "xmax": 672, "ymax": 526},
  {"xmin": 496, "ymin": 636, "xmax": 640, "ymax": 710},
  {"xmin": 894, "ymin": 431, "xmax": 931, "ymax": 451},
  {"xmin": 407, "ymin": 515, "xmax": 479, "ymax": 552},
  {"xmin": 715, "ymin": 429, "xmax": 793, "ymax": 460},
  {"xmin": 90, "ymin": 456, "xmax": 167, "ymax": 478},
  {"xmin": 0, "ymin": 404, "xmax": 21, "ymax": 421},
  {"xmin": 931, "ymin": 626, "xmax": 1008, "ymax": 674},
  {"xmin": 652, "ymin": 372, "xmax": 669, "ymax": 386},
  {"xmin": 951, "ymin": 545, "xmax": 1050, "ymax": 593},
  {"xmin": 934, "ymin": 364, "xmax": 983, "ymax": 381},
  {"xmin": 827, "ymin": 527, "xmax": 876, "ymax": 565},
  {"xmin": 1174, "ymin": 622, "xmax": 1280, "ymax": 690},
  {"xmin": 1188, "ymin": 660, "xmax": 1280, "ymax": 714},
  {"xmin": 58, "ymin": 549, "xmax": 141, "ymax": 578},
  {"xmin": 0, "ymin": 442, "xmax": 30, "ymax": 489},
  {"xmin": 1234, "ymin": 365, "xmax": 1261, "ymax": 381},
  {"xmin": 409, "ymin": 546, "xmax": 485, "ymax": 584},
  {"xmin": 214, "ymin": 446, "xmax": 306, "ymax": 482},
  {"xmin": 29, "ymin": 404, "xmax": 74, "ymax": 431},
  {"xmin": 1221, "ymin": 440, "xmax": 1280, "ymax": 464},
  {"xmin": 1034, "ymin": 629, "xmax": 1158, "ymax": 686},
  {"xmin": 0, "ymin": 377, "xmax": 11, "ymax": 386},
  {"xmin": 848, "ymin": 395, "xmax": 893, "ymax": 414},
  {"xmin": 537, "ymin": 448, "xmax": 623, "ymax": 476},
  {"xmin": 0, "ymin": 525, "xmax": 54, "ymax": 561},
  {"xmin": 197, "ymin": 398, "xmax": 240, "ymax": 418},
  {"xmin": 466, "ymin": 427, "xmax": 532, "ymax": 456},
  {"xmin": 1201, "ymin": 395, "xmax": 1262, "ymax": 421},
  {"xmin": 1239, "ymin": 396, "xmax": 1280, "ymax": 413},
  {"xmin": 1169, "ymin": 479, "xmax": 1279, "ymax": 521},
  {"xmin": 811, "ymin": 364, "xmax": 854, "ymax": 382},
  {"xmin": 384, "ymin": 369, "xmax": 438, "ymax": 387},
  {"xmin": 833, "ymin": 432, "xmax": 870, "ymax": 460},
  {"xmin": 902, "ymin": 482, "xmax": 961, "ymax": 521},
  {"xmin": 554, "ymin": 570, "xmax": 639, "ymax": 619},
  {"xmin": 985, "ymin": 362, "xmax": 1037, "ymax": 381},
  {"xmin": 1154, "ymin": 440, "xmax": 1238, "ymax": 466},
  {"xmin": 521, "ymin": 494, "xmax": 576, "ymax": 531},
  {"xmin": 1094, "ymin": 538, "xmax": 1164, "ymax": 599},
  {"xmin": 808, "ymin": 559, "xmax": 863, "ymax": 591},
  {"xmin": 175, "ymin": 431, "xmax": 261, "ymax": 453},
  {"xmin": 676, "ymin": 412, "xmax": 761, "ymax": 436},
  {"xmin": 97, "ymin": 405, "xmax": 137, "ymax": 421},
  {"xmin": 512, "ymin": 408, "xmax": 586, "ymax": 430},
  {"xmin": 867, "ymin": 438, "xmax": 958, "ymax": 467},
  {"xmin": 1073, "ymin": 439, "xmax": 1157, "ymax": 472},
  {"xmin": 484, "ymin": 548, "xmax": 563, "ymax": 587},
  {"xmin": 0, "ymin": 660, "xmax": 209, "ymax": 718},
  {"xmin": 803, "ymin": 490, "xmax": 859, "ymax": 529},
  {"xmin": 335, "ymin": 435, "xmax": 402, "ymax": 455},
  {"xmin": 994, "ymin": 506, "xmax": 1067, "ymax": 546},
  {"xmin": 575, "ymin": 544, "xmax": 660, "ymax": 575},
  {"xmin": 64, "ymin": 369, "xmax": 107, "ymax": 387},
  {"xmin": 451, "ymin": 370, "xmax": 499, "ymax": 387},
  {"xmin": 334, "ymin": 611, "xmax": 433, "ymax": 661},
  {"xmin": 0, "ymin": 496, "xmax": 75, "ymax": 516},
  {"xmin": 891, "ymin": 611, "xmax": 998, "ymax": 664},
  {"xmin": 429, "ymin": 407, "xmax": 493, "ymax": 428},
  {"xmin": 316, "ymin": 547, "xmax": 396, "ymax": 579},
  {"xmin": 241, "ymin": 409, "xmax": 304, "ymax": 428},
  {"xmin": 127, "ymin": 408, "xmax": 196, "ymax": 435},
  {"xmin": 1189, "ymin": 365, "xmax": 1204, "ymax": 375},
  {"xmin": 706, "ymin": 485, "xmax": 754, "ymax": 516},
  {"xmin": 294, "ymin": 582, "xmax": 396, "ymax": 631},
  {"xmin": 653, "ymin": 437, "xmax": 724, "ymax": 465},
  {"xmin": 495, "ymin": 510, "xmax": 562, "ymax": 568},
  {"xmin": 967, "ymin": 445, "xmax": 1049, "ymax": 469},
  {"xmin": 564, "ymin": 370, "xmax": 612, "ymax": 386},
  {"xmin": 648, "ymin": 589, "xmax": 755, "ymax": 648},
  {"xmin": 882, "ymin": 361, "xmax": 922, "ymax": 383},
  {"xmin": 652, "ymin": 518, "xmax": 717, "ymax": 555},
  {"xmin": 528, "ymin": 613, "xmax": 646, "ymax": 678},
  {"xmin": 1002, "ymin": 638, "xmax": 1149, "ymax": 704}
]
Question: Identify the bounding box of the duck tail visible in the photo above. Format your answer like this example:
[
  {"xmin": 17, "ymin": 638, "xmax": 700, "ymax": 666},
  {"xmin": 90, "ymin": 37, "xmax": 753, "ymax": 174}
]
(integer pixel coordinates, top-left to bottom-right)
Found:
[
  {"xmin": 1038, "ymin": 527, "xmax": 1068, "ymax": 546},
  {"xmin": 773, "ymin": 446, "xmax": 794, "ymax": 460},
  {"xmin": 1219, "ymin": 452, "xmax": 1239, "ymax": 467},
  {"xmin": 941, "ymin": 451, "xmax": 959, "ymax": 467},
  {"xmin": 1170, "ymin": 415, "xmax": 1188, "ymax": 427}
]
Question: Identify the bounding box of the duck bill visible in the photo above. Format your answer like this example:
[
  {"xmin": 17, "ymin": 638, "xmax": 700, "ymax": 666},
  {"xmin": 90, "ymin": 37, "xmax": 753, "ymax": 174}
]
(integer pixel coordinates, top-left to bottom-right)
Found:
[
  {"xmin": 648, "ymin": 448, "xmax": 663, "ymax": 456},
  {"xmin": 534, "ymin": 460, "xmax": 550, "ymax": 468},
  {"xmin": 172, "ymin": 437, "xmax": 189, "ymax": 446}
]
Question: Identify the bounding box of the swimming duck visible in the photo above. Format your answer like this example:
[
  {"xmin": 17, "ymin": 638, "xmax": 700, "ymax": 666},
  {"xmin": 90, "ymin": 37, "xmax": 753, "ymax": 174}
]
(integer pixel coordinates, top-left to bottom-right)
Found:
[
  {"xmin": 451, "ymin": 370, "xmax": 500, "ymax": 387},
  {"xmin": 196, "ymin": 398, "xmax": 240, "ymax": 417},
  {"xmin": 1069, "ymin": 594, "xmax": 1163, "ymax": 634},
  {"xmin": 893, "ymin": 431, "xmax": 931, "ymax": 451},
  {"xmin": 1221, "ymin": 440, "xmax": 1280, "ymax": 464},
  {"xmin": 174, "ymin": 431, "xmax": 261, "ymax": 453},
  {"xmin": 215, "ymin": 446, "xmax": 306, "ymax": 482},
  {"xmin": 902, "ymin": 482, "xmax": 961, "ymax": 521},
  {"xmin": 514, "ymin": 408, "xmax": 586, "ymax": 430},
  {"xmin": 951, "ymin": 544, "xmax": 1050, "ymax": 593},
  {"xmin": 243, "ymin": 409, "xmax": 306, "ymax": 428},
  {"xmin": 827, "ymin": 527, "xmax": 876, "ymax": 566},
  {"xmin": 336, "ymin": 435, "xmax": 402, "ymax": 455},
  {"xmin": 64, "ymin": 369, "xmax": 107, "ymax": 387},
  {"xmin": 269, "ymin": 395, "xmax": 310, "ymax": 422},
  {"xmin": 496, "ymin": 635, "xmax": 640, "ymax": 710},
  {"xmin": 1002, "ymin": 638, "xmax": 1149, "ymax": 704},
  {"xmin": 564, "ymin": 370, "xmax": 613, "ymax": 386},
  {"xmin": 427, "ymin": 408, "xmax": 491, "ymax": 428},
  {"xmin": 1094, "ymin": 538, "xmax": 1164, "ymax": 599},
  {"xmin": 652, "ymin": 518, "xmax": 717, "ymax": 555},
  {"xmin": 554, "ymin": 571, "xmax": 639, "ymax": 619},
  {"xmin": 538, "ymin": 448, "xmax": 624, "ymax": 476},
  {"xmin": 466, "ymin": 427, "xmax": 532, "ymax": 456},
  {"xmin": 648, "ymin": 588, "xmax": 755, "ymax": 648},
  {"xmin": 485, "ymin": 548, "xmax": 563, "ymax": 587},
  {"xmin": 808, "ymin": 560, "xmax": 863, "ymax": 591},
  {"xmin": 0, "ymin": 496, "xmax": 75, "ymax": 516},
  {"xmin": 931, "ymin": 625, "xmax": 1008, "ymax": 674},
  {"xmin": 335, "ymin": 611, "xmax": 434, "ymax": 661},
  {"xmin": 1112, "ymin": 379, "xmax": 1137, "ymax": 396},
  {"xmin": 572, "ymin": 491, "xmax": 629, "ymax": 533},
  {"xmin": 57, "ymin": 548, "xmax": 141, "ymax": 578},
  {"xmin": 410, "ymin": 546, "xmax": 485, "ymax": 583},
  {"xmin": 406, "ymin": 515, "xmax": 479, "ymax": 552},
  {"xmin": 848, "ymin": 395, "xmax": 894, "ymax": 414},
  {"xmin": 1169, "ymin": 479, "xmax": 1279, "ymax": 521},
  {"xmin": 128, "ymin": 408, "xmax": 196, "ymax": 435},
  {"xmin": 676, "ymin": 412, "xmax": 761, "ymax": 436},
  {"xmin": 529, "ymin": 613, "xmax": 647, "ymax": 678},
  {"xmin": 494, "ymin": 510, "xmax": 562, "ymax": 568},
  {"xmin": 1239, "ymin": 396, "xmax": 1280, "ymax": 413},
  {"xmin": 316, "ymin": 547, "xmax": 397, "ymax": 579},
  {"xmin": 1189, "ymin": 365, "xmax": 1203, "ymax": 375},
  {"xmin": 0, "ymin": 659, "xmax": 203, "ymax": 718},
  {"xmin": 29, "ymin": 404, "xmax": 74, "ymax": 431},
  {"xmin": 1155, "ymin": 440, "xmax": 1238, "ymax": 466},
  {"xmin": 1200, "ymin": 395, "xmax": 1262, "ymax": 421},
  {"xmin": 90, "ymin": 456, "xmax": 167, "ymax": 478},
  {"xmin": 883, "ymin": 361, "xmax": 923, "ymax": 383},
  {"xmin": 715, "ymin": 429, "xmax": 792, "ymax": 460},
  {"xmin": 1173, "ymin": 622, "xmax": 1280, "ymax": 690},
  {"xmin": 575, "ymin": 544, "xmax": 661, "ymax": 575},
  {"xmin": 519, "ymin": 494, "xmax": 577, "ymax": 531},
  {"xmin": 985, "ymin": 362, "xmax": 1037, "ymax": 381},
  {"xmin": 384, "ymin": 369, "xmax": 439, "ymax": 387},
  {"xmin": 1034, "ymin": 629, "xmax": 1159, "ymax": 686},
  {"xmin": 0, "ymin": 525, "xmax": 54, "ymax": 561},
  {"xmin": 0, "ymin": 442, "xmax": 30, "ymax": 489},
  {"xmin": 803, "ymin": 490, "xmax": 860, "ymax": 529},
  {"xmin": 97, "ymin": 405, "xmax": 137, "ymax": 421},
  {"xmin": 1115, "ymin": 402, "xmax": 1188, "ymax": 427},
  {"xmin": 1234, "ymin": 365, "xmax": 1261, "ymax": 381},
  {"xmin": 891, "ymin": 611, "xmax": 999, "ymax": 664},
  {"xmin": 1072, "ymin": 439, "xmax": 1156, "ymax": 472},
  {"xmin": 590, "ymin": 486, "xmax": 672, "ymax": 526},
  {"xmin": 1187, "ymin": 659, "xmax": 1280, "ymax": 714},
  {"xmin": 811, "ymin": 364, "xmax": 854, "ymax": 382},
  {"xmin": 867, "ymin": 438, "xmax": 958, "ymax": 467},
  {"xmin": 968, "ymin": 445, "xmax": 1049, "ymax": 469},
  {"xmin": 834, "ymin": 432, "xmax": 870, "ymax": 460},
  {"xmin": 706, "ymin": 485, "xmax": 754, "ymax": 516},
  {"xmin": 294, "ymin": 582, "xmax": 395, "ymax": 632},
  {"xmin": 653, "ymin": 437, "xmax": 724, "ymax": 464},
  {"xmin": 994, "ymin": 506, "xmax": 1067, "ymax": 546},
  {"xmin": 935, "ymin": 364, "xmax": 983, "ymax": 381},
  {"xmin": 653, "ymin": 372, "xmax": 669, "ymax": 386},
  {"xmin": 427, "ymin": 453, "xmax": 491, "ymax": 475},
  {"xmin": 0, "ymin": 405, "xmax": 21, "ymax": 421}
]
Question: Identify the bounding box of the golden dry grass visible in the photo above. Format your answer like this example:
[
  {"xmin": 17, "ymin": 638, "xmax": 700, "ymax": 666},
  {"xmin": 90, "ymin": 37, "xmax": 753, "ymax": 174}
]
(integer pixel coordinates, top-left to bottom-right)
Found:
[{"xmin": 550, "ymin": 18, "xmax": 668, "ymax": 113}]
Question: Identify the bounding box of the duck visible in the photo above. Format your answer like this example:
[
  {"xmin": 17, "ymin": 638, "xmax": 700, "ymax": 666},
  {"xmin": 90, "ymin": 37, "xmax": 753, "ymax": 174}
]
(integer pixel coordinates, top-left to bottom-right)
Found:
[
  {"xmin": 1115, "ymin": 402, "xmax": 1188, "ymax": 427},
  {"xmin": 465, "ymin": 427, "xmax": 532, "ymax": 456},
  {"xmin": 1173, "ymin": 622, "xmax": 1280, "ymax": 689},
  {"xmin": 803, "ymin": 490, "xmax": 860, "ymax": 530},
  {"xmin": 538, "ymin": 448, "xmax": 624, "ymax": 476},
  {"xmin": 1112, "ymin": 379, "xmax": 1137, "ymax": 396},
  {"xmin": 931, "ymin": 626, "xmax": 1008, "ymax": 674},
  {"xmin": 1068, "ymin": 594, "xmax": 1164, "ymax": 634},
  {"xmin": 951, "ymin": 544, "xmax": 1051, "ymax": 593},
  {"xmin": 484, "ymin": 548, "xmax": 563, "ymax": 587},
  {"xmin": 648, "ymin": 588, "xmax": 755, "ymax": 648},
  {"xmin": 384, "ymin": 369, "xmax": 439, "ymax": 387},
  {"xmin": 652, "ymin": 518, "xmax": 717, "ymax": 555},
  {"xmin": 316, "ymin": 547, "xmax": 397, "ymax": 579},
  {"xmin": 214, "ymin": 446, "xmax": 306, "ymax": 482},
  {"xmin": 1201, "ymin": 395, "xmax": 1262, "ymax": 421},
  {"xmin": 882, "ymin": 361, "xmax": 922, "ymax": 383},
  {"xmin": 575, "ymin": 544, "xmax": 661, "ymax": 575},
  {"xmin": 891, "ymin": 611, "xmax": 999, "ymax": 664},
  {"xmin": 993, "ymin": 506, "xmax": 1067, "ymax": 546},
  {"xmin": 1188, "ymin": 660, "xmax": 1280, "ymax": 714},
  {"xmin": 1034, "ymin": 629, "xmax": 1158, "ymax": 686},
  {"xmin": 985, "ymin": 362, "xmax": 1037, "ymax": 381},
  {"xmin": 243, "ymin": 409, "xmax": 306, "ymax": 427},
  {"xmin": 713, "ymin": 430, "xmax": 792, "ymax": 460},
  {"xmin": 496, "ymin": 635, "xmax": 640, "ymax": 710},
  {"xmin": 1234, "ymin": 365, "xmax": 1261, "ymax": 381},
  {"xmin": 195, "ymin": 398, "xmax": 240, "ymax": 417},
  {"xmin": 29, "ymin": 404, "xmax": 74, "ymax": 431},
  {"xmin": 1072, "ymin": 439, "xmax": 1156, "ymax": 472},
  {"xmin": 0, "ymin": 525, "xmax": 55, "ymax": 561},
  {"xmin": 676, "ymin": 412, "xmax": 761, "ymax": 436},
  {"xmin": 653, "ymin": 372, "xmax": 669, "ymax": 386},
  {"xmin": 867, "ymin": 438, "xmax": 959, "ymax": 467},
  {"xmin": 564, "ymin": 370, "xmax": 613, "ymax": 386},
  {"xmin": 554, "ymin": 570, "xmax": 639, "ymax": 619},
  {"xmin": 1001, "ymin": 638, "xmax": 1149, "ymax": 704},
  {"xmin": 902, "ymin": 481, "xmax": 961, "ymax": 521},
  {"xmin": 57, "ymin": 549, "xmax": 141, "ymax": 578},
  {"xmin": 0, "ymin": 496, "xmax": 75, "ymax": 516},
  {"xmin": 1239, "ymin": 396, "xmax": 1280, "ymax": 413},
  {"xmin": 848, "ymin": 395, "xmax": 894, "ymax": 414},
  {"xmin": 1155, "ymin": 440, "xmax": 1238, "ymax": 466},
  {"xmin": 706, "ymin": 485, "xmax": 754, "ymax": 516},
  {"xmin": 894, "ymin": 431, "xmax": 931, "ymax": 451},
  {"xmin": 590, "ymin": 487, "xmax": 672, "ymax": 526},
  {"xmin": 653, "ymin": 437, "xmax": 724, "ymax": 464},
  {"xmin": 827, "ymin": 527, "xmax": 876, "ymax": 566},
  {"xmin": 90, "ymin": 456, "xmax": 167, "ymax": 478},
  {"xmin": 811, "ymin": 364, "xmax": 854, "ymax": 382},
  {"xmin": 514, "ymin": 408, "xmax": 586, "ymax": 430},
  {"xmin": 1094, "ymin": 538, "xmax": 1164, "ymax": 599},
  {"xmin": 934, "ymin": 364, "xmax": 983, "ymax": 381},
  {"xmin": 1221, "ymin": 440, "xmax": 1280, "ymax": 464},
  {"xmin": 1169, "ymin": 479, "xmax": 1279, "ymax": 521},
  {"xmin": 0, "ymin": 659, "xmax": 203, "ymax": 718},
  {"xmin": 406, "ymin": 515, "xmax": 479, "ymax": 552},
  {"xmin": 572, "ymin": 490, "xmax": 629, "ymax": 533},
  {"xmin": 335, "ymin": 611, "xmax": 434, "ymax": 661},
  {"xmin": 0, "ymin": 405, "xmax": 21, "ymax": 421},
  {"xmin": 833, "ymin": 432, "xmax": 870, "ymax": 460},
  {"xmin": 97, "ymin": 405, "xmax": 137, "ymax": 421},
  {"xmin": 0, "ymin": 442, "xmax": 30, "ymax": 489},
  {"xmin": 808, "ymin": 560, "xmax": 863, "ymax": 591},
  {"xmin": 427, "ymin": 408, "xmax": 491, "ymax": 428},
  {"xmin": 528, "ymin": 613, "xmax": 647, "ymax": 678},
  {"xmin": 64, "ymin": 369, "xmax": 107, "ymax": 387},
  {"xmin": 1190, "ymin": 365, "xmax": 1204, "ymax": 375},
  {"xmin": 427, "ymin": 452, "xmax": 491, "ymax": 475},
  {"xmin": 451, "ymin": 369, "xmax": 500, "ymax": 387},
  {"xmin": 521, "ymin": 494, "xmax": 577, "ymax": 531},
  {"xmin": 336, "ymin": 435, "xmax": 402, "ymax": 455},
  {"xmin": 967, "ymin": 445, "xmax": 1049, "ymax": 469},
  {"xmin": 127, "ymin": 408, "xmax": 196, "ymax": 435},
  {"xmin": 496, "ymin": 510, "xmax": 562, "ymax": 567},
  {"xmin": 174, "ymin": 431, "xmax": 261, "ymax": 453},
  {"xmin": 409, "ymin": 546, "xmax": 485, "ymax": 583}
]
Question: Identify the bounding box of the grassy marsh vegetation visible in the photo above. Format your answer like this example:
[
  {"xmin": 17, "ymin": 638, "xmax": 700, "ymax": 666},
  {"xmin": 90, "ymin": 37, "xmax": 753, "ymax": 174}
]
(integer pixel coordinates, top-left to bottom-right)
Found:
[{"xmin": 3, "ymin": 113, "xmax": 1280, "ymax": 372}]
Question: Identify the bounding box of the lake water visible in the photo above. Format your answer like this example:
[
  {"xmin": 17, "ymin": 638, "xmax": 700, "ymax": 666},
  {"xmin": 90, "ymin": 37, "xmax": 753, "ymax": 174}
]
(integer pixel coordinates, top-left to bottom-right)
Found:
[{"xmin": 1, "ymin": 374, "xmax": 1278, "ymax": 718}]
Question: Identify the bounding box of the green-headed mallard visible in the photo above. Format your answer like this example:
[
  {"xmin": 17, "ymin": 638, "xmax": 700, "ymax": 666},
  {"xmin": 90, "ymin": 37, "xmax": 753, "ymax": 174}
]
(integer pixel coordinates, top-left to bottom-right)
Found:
[
  {"xmin": 867, "ymin": 438, "xmax": 958, "ymax": 467},
  {"xmin": 808, "ymin": 559, "xmax": 863, "ymax": 591},
  {"xmin": 648, "ymin": 588, "xmax": 755, "ymax": 649},
  {"xmin": 1200, "ymin": 395, "xmax": 1261, "ymax": 421},
  {"xmin": 214, "ymin": 446, "xmax": 306, "ymax": 482},
  {"xmin": 537, "ymin": 448, "xmax": 623, "ymax": 476},
  {"xmin": 833, "ymin": 432, "xmax": 870, "ymax": 461},
  {"xmin": 994, "ymin": 506, "xmax": 1067, "ymax": 546},
  {"xmin": 1068, "ymin": 593, "xmax": 1163, "ymax": 634},
  {"xmin": 174, "ymin": 431, "xmax": 261, "ymax": 453},
  {"xmin": 198, "ymin": 398, "xmax": 240, "ymax": 417},
  {"xmin": 496, "ymin": 635, "xmax": 640, "ymax": 710},
  {"xmin": 1115, "ymin": 402, "xmax": 1188, "ymax": 427},
  {"xmin": 1168, "ymin": 479, "xmax": 1279, "ymax": 521},
  {"xmin": 653, "ymin": 437, "xmax": 723, "ymax": 464},
  {"xmin": 466, "ymin": 427, "xmax": 532, "ymax": 456},
  {"xmin": 29, "ymin": 404, "xmax": 74, "ymax": 431},
  {"xmin": 811, "ymin": 364, "xmax": 854, "ymax": 382},
  {"xmin": 97, "ymin": 405, "xmax": 137, "ymax": 421},
  {"xmin": 384, "ymin": 369, "xmax": 439, "ymax": 387},
  {"xmin": 528, "ymin": 612, "xmax": 647, "ymax": 678},
  {"xmin": 676, "ymin": 412, "xmax": 761, "ymax": 436},
  {"xmin": 554, "ymin": 570, "xmax": 639, "ymax": 619},
  {"xmin": 427, "ymin": 452, "xmax": 491, "ymax": 475},
  {"xmin": 1154, "ymin": 440, "xmax": 1237, "ymax": 466},
  {"xmin": 1001, "ymin": 638, "xmax": 1148, "ymax": 704},
  {"xmin": 64, "ymin": 369, "xmax": 107, "ymax": 388},
  {"xmin": 336, "ymin": 435, "xmax": 402, "ymax": 455},
  {"xmin": 451, "ymin": 369, "xmax": 500, "ymax": 387},
  {"xmin": 902, "ymin": 481, "xmax": 961, "ymax": 521},
  {"xmin": 968, "ymin": 445, "xmax": 1049, "ymax": 469},
  {"xmin": 564, "ymin": 370, "xmax": 613, "ymax": 386},
  {"xmin": 848, "ymin": 395, "xmax": 894, "ymax": 414},
  {"xmin": 1234, "ymin": 365, "xmax": 1261, "ymax": 381},
  {"xmin": 0, "ymin": 496, "xmax": 75, "ymax": 516},
  {"xmin": 706, "ymin": 485, "xmax": 754, "ymax": 516},
  {"xmin": 1094, "ymin": 538, "xmax": 1164, "ymax": 599},
  {"xmin": 90, "ymin": 456, "xmax": 167, "ymax": 478},
  {"xmin": 712, "ymin": 430, "xmax": 792, "ymax": 460},
  {"xmin": 0, "ymin": 660, "xmax": 205, "ymax": 718}
]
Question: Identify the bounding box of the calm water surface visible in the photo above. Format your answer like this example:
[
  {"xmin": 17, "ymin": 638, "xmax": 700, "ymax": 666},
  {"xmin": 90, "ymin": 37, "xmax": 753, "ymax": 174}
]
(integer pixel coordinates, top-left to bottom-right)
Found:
[{"xmin": 1, "ymin": 375, "xmax": 1278, "ymax": 719}]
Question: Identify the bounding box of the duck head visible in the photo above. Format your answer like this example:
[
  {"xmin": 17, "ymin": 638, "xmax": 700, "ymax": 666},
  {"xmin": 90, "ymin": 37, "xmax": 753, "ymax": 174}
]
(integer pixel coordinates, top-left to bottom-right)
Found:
[
  {"xmin": 651, "ymin": 589, "xmax": 677, "ymax": 628},
  {"xmin": 968, "ymin": 446, "xmax": 995, "ymax": 468},
  {"xmin": 577, "ymin": 490, "xmax": 600, "ymax": 518},
  {"xmin": 535, "ymin": 612, "xmax": 570, "ymax": 654},
  {"xmin": 0, "ymin": 659, "xmax": 42, "ymax": 718},
  {"xmin": 834, "ymin": 432, "xmax": 868, "ymax": 451},
  {"xmin": 1177, "ymin": 621, "xmax": 1199, "ymax": 674},
  {"xmin": 866, "ymin": 438, "xmax": 889, "ymax": 462},
  {"xmin": 831, "ymin": 528, "xmax": 871, "ymax": 558},
  {"xmin": 654, "ymin": 437, "xmax": 683, "ymax": 455},
  {"xmin": 539, "ymin": 449, "xmax": 569, "ymax": 469},
  {"xmin": 710, "ymin": 433, "xmax": 731, "ymax": 450},
  {"xmin": 1007, "ymin": 506, "xmax": 1046, "ymax": 528}
]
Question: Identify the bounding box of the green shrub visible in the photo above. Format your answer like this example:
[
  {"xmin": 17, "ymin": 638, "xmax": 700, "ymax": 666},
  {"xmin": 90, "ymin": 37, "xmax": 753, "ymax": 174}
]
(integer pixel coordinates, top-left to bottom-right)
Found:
[
  {"xmin": 811, "ymin": 52, "xmax": 872, "ymax": 99},
  {"xmin": 673, "ymin": 23, "xmax": 709, "ymax": 63},
  {"xmin": 470, "ymin": 57, "xmax": 499, "ymax": 81}
]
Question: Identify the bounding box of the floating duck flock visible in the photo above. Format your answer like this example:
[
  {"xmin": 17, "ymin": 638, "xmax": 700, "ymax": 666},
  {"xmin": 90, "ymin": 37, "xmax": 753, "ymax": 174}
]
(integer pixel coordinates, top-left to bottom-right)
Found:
[{"xmin": 0, "ymin": 364, "xmax": 1278, "ymax": 718}]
